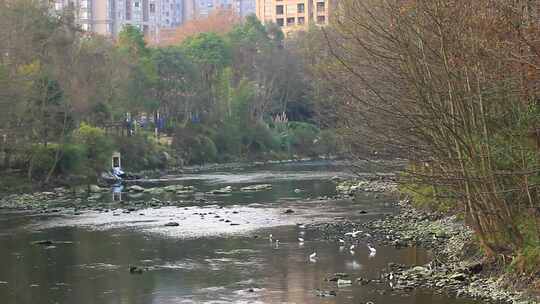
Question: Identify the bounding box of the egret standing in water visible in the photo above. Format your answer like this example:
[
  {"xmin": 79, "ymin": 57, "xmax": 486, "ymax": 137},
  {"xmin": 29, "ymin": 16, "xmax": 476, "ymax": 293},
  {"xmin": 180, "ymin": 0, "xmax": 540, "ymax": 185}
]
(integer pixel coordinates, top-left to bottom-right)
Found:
[
  {"xmin": 368, "ymin": 244, "xmax": 376, "ymax": 257},
  {"xmin": 269, "ymin": 234, "xmax": 273, "ymax": 242},
  {"xmin": 345, "ymin": 230, "xmax": 361, "ymax": 238},
  {"xmin": 309, "ymin": 251, "xmax": 317, "ymax": 262}
]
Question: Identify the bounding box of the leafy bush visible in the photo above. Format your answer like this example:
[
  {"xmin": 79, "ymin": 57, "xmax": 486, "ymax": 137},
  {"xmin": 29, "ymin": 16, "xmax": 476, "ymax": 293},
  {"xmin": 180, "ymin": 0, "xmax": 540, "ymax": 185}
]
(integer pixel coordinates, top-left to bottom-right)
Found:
[
  {"xmin": 243, "ymin": 122, "xmax": 281, "ymax": 156},
  {"xmin": 28, "ymin": 145, "xmax": 56, "ymax": 179},
  {"xmin": 316, "ymin": 129, "xmax": 340, "ymax": 156},
  {"xmin": 57, "ymin": 143, "xmax": 87, "ymax": 175},
  {"xmin": 172, "ymin": 126, "xmax": 218, "ymax": 165},
  {"xmin": 73, "ymin": 123, "xmax": 113, "ymax": 179},
  {"xmin": 510, "ymin": 217, "xmax": 540, "ymax": 275},
  {"xmin": 399, "ymin": 182, "xmax": 456, "ymax": 213},
  {"xmin": 286, "ymin": 122, "xmax": 320, "ymax": 156},
  {"xmin": 115, "ymin": 133, "xmax": 171, "ymax": 171},
  {"xmin": 212, "ymin": 120, "xmax": 242, "ymax": 161}
]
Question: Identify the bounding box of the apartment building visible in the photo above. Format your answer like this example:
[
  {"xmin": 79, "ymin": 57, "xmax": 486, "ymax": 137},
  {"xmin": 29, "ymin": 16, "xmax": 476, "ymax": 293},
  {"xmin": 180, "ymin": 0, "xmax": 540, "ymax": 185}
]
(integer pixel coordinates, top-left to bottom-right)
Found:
[
  {"xmin": 255, "ymin": 0, "xmax": 330, "ymax": 35},
  {"xmin": 183, "ymin": 0, "xmax": 255, "ymax": 20},
  {"xmin": 235, "ymin": 0, "xmax": 256, "ymax": 17},
  {"xmin": 52, "ymin": 0, "xmax": 183, "ymax": 40}
]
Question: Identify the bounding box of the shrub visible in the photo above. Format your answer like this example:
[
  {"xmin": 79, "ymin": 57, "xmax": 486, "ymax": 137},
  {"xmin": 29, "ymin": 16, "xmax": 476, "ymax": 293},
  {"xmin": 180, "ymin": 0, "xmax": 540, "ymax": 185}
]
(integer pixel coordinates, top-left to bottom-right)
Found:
[
  {"xmin": 57, "ymin": 143, "xmax": 87, "ymax": 175},
  {"xmin": 73, "ymin": 123, "xmax": 113, "ymax": 180},
  {"xmin": 316, "ymin": 129, "xmax": 340, "ymax": 156},
  {"xmin": 28, "ymin": 145, "xmax": 56, "ymax": 179},
  {"xmin": 172, "ymin": 126, "xmax": 218, "ymax": 165},
  {"xmin": 115, "ymin": 133, "xmax": 171, "ymax": 171},
  {"xmin": 286, "ymin": 122, "xmax": 320, "ymax": 156},
  {"xmin": 399, "ymin": 182, "xmax": 456, "ymax": 213},
  {"xmin": 243, "ymin": 122, "xmax": 281, "ymax": 156},
  {"xmin": 212, "ymin": 120, "xmax": 242, "ymax": 161}
]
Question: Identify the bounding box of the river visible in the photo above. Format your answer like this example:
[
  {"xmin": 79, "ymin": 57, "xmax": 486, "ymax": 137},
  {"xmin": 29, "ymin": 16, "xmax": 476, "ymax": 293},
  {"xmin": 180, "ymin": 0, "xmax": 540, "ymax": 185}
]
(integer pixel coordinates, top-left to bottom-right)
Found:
[{"xmin": 0, "ymin": 161, "xmax": 485, "ymax": 303}]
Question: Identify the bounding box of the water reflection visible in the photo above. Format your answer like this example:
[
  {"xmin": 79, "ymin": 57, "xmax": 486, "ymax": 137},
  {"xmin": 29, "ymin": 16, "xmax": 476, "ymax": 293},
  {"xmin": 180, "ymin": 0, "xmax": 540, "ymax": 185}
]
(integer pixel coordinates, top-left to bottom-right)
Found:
[{"xmin": 0, "ymin": 162, "xmax": 484, "ymax": 304}]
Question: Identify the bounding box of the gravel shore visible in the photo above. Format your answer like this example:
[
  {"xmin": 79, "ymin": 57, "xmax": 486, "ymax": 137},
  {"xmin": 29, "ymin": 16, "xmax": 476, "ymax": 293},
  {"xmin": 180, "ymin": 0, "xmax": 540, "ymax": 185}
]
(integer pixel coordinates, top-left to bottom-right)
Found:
[{"xmin": 308, "ymin": 191, "xmax": 539, "ymax": 304}]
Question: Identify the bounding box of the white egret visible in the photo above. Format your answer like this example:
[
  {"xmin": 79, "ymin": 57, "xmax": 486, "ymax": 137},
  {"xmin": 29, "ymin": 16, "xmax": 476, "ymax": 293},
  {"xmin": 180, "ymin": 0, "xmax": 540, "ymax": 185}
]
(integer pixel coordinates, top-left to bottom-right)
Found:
[
  {"xmin": 345, "ymin": 230, "xmax": 361, "ymax": 238},
  {"xmin": 368, "ymin": 244, "xmax": 376, "ymax": 257}
]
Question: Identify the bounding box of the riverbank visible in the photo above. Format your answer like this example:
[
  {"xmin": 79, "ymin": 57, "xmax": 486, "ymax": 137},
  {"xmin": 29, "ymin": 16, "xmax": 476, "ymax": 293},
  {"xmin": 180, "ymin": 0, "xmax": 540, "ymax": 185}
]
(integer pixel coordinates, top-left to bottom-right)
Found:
[{"xmin": 309, "ymin": 181, "xmax": 539, "ymax": 303}]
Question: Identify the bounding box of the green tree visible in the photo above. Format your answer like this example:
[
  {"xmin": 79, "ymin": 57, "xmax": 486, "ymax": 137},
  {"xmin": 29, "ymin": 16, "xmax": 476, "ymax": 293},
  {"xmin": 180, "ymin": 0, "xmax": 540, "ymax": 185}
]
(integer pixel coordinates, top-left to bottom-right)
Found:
[
  {"xmin": 117, "ymin": 25, "xmax": 149, "ymax": 59},
  {"xmin": 182, "ymin": 32, "xmax": 232, "ymax": 120},
  {"xmin": 74, "ymin": 123, "xmax": 113, "ymax": 182},
  {"xmin": 150, "ymin": 47, "xmax": 199, "ymax": 127}
]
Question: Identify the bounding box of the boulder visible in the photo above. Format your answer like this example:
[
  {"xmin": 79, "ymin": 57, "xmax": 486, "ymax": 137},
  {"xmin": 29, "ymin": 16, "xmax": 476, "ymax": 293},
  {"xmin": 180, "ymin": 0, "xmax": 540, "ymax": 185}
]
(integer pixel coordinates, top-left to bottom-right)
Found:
[
  {"xmin": 337, "ymin": 279, "xmax": 352, "ymax": 286},
  {"xmin": 31, "ymin": 240, "xmax": 54, "ymax": 246},
  {"xmin": 89, "ymin": 185, "xmax": 104, "ymax": 193},
  {"xmin": 129, "ymin": 265, "xmax": 146, "ymax": 274},
  {"xmin": 450, "ymin": 273, "xmax": 467, "ymax": 281},
  {"xmin": 128, "ymin": 185, "xmax": 145, "ymax": 192},
  {"xmin": 211, "ymin": 186, "xmax": 233, "ymax": 194},
  {"xmin": 240, "ymin": 184, "xmax": 273, "ymax": 192},
  {"xmin": 164, "ymin": 222, "xmax": 180, "ymax": 227}
]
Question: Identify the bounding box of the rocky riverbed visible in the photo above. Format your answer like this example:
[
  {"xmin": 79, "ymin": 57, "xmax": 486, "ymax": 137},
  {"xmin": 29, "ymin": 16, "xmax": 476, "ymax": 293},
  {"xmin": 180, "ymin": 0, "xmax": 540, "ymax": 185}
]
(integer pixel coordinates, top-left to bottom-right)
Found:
[
  {"xmin": 306, "ymin": 197, "xmax": 539, "ymax": 304},
  {"xmin": 1, "ymin": 161, "xmax": 537, "ymax": 304}
]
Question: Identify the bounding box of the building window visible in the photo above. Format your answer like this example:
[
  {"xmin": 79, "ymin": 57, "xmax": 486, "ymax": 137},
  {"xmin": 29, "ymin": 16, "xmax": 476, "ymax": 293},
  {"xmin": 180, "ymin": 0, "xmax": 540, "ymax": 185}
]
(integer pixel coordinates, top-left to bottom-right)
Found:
[
  {"xmin": 126, "ymin": 0, "xmax": 132, "ymax": 19},
  {"xmin": 276, "ymin": 5, "xmax": 283, "ymax": 15},
  {"xmin": 149, "ymin": 3, "xmax": 155, "ymax": 12},
  {"xmin": 297, "ymin": 3, "xmax": 304, "ymax": 13},
  {"xmin": 134, "ymin": 1, "xmax": 139, "ymax": 8},
  {"xmin": 276, "ymin": 18, "xmax": 284, "ymax": 26},
  {"xmin": 317, "ymin": 1, "xmax": 325, "ymax": 13},
  {"xmin": 287, "ymin": 17, "xmax": 295, "ymax": 26},
  {"xmin": 143, "ymin": 0, "xmax": 148, "ymax": 21},
  {"xmin": 317, "ymin": 15, "xmax": 325, "ymax": 24},
  {"xmin": 298, "ymin": 17, "xmax": 305, "ymax": 24}
]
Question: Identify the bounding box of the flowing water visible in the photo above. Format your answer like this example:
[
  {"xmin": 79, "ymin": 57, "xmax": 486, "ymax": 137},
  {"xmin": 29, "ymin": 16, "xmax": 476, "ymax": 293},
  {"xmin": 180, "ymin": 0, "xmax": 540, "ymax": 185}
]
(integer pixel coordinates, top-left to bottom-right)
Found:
[{"xmin": 0, "ymin": 161, "xmax": 484, "ymax": 304}]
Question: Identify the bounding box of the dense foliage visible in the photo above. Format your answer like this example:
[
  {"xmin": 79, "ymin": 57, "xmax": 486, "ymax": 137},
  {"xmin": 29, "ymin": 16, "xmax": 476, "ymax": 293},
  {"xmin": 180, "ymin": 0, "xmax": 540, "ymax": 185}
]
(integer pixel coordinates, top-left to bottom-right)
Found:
[
  {"xmin": 0, "ymin": 1, "xmax": 339, "ymax": 188},
  {"xmin": 304, "ymin": 0, "xmax": 540, "ymax": 275}
]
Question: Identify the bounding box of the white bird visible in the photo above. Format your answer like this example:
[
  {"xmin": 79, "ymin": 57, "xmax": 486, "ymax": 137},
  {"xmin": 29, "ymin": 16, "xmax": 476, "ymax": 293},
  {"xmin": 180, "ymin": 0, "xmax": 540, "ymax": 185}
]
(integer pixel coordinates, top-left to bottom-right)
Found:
[
  {"xmin": 309, "ymin": 251, "xmax": 317, "ymax": 259},
  {"xmin": 338, "ymin": 239, "xmax": 345, "ymax": 245},
  {"xmin": 339, "ymin": 246, "xmax": 345, "ymax": 252},
  {"xmin": 350, "ymin": 244, "xmax": 356, "ymax": 250},
  {"xmin": 269, "ymin": 234, "xmax": 273, "ymax": 242},
  {"xmin": 298, "ymin": 237, "xmax": 305, "ymax": 243},
  {"xmin": 345, "ymin": 230, "xmax": 362, "ymax": 238},
  {"xmin": 368, "ymin": 244, "xmax": 376, "ymax": 257},
  {"xmin": 299, "ymin": 230, "xmax": 306, "ymax": 236},
  {"xmin": 274, "ymin": 240, "xmax": 280, "ymax": 249},
  {"xmin": 350, "ymin": 250, "xmax": 355, "ymax": 255},
  {"xmin": 298, "ymin": 224, "xmax": 306, "ymax": 229}
]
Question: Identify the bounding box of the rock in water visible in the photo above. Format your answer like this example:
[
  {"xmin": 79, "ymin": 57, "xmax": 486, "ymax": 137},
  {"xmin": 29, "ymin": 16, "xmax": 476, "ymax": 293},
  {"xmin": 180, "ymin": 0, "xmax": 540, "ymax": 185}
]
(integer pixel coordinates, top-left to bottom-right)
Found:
[
  {"xmin": 284, "ymin": 209, "xmax": 295, "ymax": 214},
  {"xmin": 450, "ymin": 273, "xmax": 467, "ymax": 281},
  {"xmin": 211, "ymin": 186, "xmax": 233, "ymax": 194},
  {"xmin": 164, "ymin": 222, "xmax": 180, "ymax": 227},
  {"xmin": 240, "ymin": 184, "xmax": 273, "ymax": 192},
  {"xmin": 31, "ymin": 240, "xmax": 54, "ymax": 246},
  {"xmin": 128, "ymin": 185, "xmax": 145, "ymax": 192},
  {"xmin": 89, "ymin": 185, "xmax": 104, "ymax": 193},
  {"xmin": 129, "ymin": 266, "xmax": 145, "ymax": 274}
]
